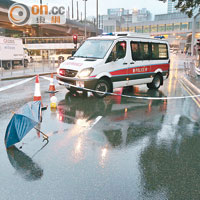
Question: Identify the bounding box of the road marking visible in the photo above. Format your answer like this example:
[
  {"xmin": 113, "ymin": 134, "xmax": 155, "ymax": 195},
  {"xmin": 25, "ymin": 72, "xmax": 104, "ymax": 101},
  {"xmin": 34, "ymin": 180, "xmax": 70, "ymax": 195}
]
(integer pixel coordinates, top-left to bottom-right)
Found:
[
  {"xmin": 0, "ymin": 77, "xmax": 35, "ymax": 92},
  {"xmin": 181, "ymin": 76, "xmax": 200, "ymax": 94},
  {"xmin": 90, "ymin": 116, "xmax": 102, "ymax": 129},
  {"xmin": 179, "ymin": 79, "xmax": 200, "ymax": 108}
]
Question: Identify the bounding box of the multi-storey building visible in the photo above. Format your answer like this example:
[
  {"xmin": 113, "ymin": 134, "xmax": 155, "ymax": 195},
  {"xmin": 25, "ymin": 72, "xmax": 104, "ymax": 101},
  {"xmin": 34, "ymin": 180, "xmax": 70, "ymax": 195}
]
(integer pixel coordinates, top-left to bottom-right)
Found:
[
  {"xmin": 101, "ymin": 8, "xmax": 152, "ymax": 33},
  {"xmin": 168, "ymin": 0, "xmax": 179, "ymax": 13}
]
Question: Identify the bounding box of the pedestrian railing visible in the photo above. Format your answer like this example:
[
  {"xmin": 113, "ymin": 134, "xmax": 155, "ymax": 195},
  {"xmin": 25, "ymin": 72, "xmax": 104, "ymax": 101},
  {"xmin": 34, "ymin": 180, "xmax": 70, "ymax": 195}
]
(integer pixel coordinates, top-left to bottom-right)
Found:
[
  {"xmin": 0, "ymin": 57, "xmax": 63, "ymax": 79},
  {"xmin": 184, "ymin": 60, "xmax": 200, "ymax": 77}
]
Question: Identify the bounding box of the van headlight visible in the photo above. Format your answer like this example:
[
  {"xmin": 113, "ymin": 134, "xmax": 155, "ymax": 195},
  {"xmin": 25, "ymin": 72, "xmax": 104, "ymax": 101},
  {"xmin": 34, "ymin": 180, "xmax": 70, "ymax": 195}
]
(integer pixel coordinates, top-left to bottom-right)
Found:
[{"xmin": 78, "ymin": 68, "xmax": 94, "ymax": 78}]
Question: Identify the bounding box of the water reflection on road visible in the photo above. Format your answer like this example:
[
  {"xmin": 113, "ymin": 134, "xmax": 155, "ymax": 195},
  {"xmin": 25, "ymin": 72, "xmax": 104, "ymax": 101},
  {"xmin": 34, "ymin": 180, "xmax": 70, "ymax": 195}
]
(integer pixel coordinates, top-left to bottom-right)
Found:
[
  {"xmin": 3, "ymin": 61, "xmax": 200, "ymax": 199},
  {"xmin": 57, "ymin": 87, "xmax": 168, "ymax": 161},
  {"xmin": 7, "ymin": 146, "xmax": 43, "ymax": 181},
  {"xmin": 55, "ymin": 73, "xmax": 200, "ymax": 199}
]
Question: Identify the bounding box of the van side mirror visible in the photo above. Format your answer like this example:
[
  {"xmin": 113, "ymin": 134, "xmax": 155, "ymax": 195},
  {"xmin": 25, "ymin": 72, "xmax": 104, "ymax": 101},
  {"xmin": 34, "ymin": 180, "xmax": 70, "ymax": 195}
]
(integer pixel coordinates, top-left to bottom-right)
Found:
[{"xmin": 72, "ymin": 50, "xmax": 76, "ymax": 56}]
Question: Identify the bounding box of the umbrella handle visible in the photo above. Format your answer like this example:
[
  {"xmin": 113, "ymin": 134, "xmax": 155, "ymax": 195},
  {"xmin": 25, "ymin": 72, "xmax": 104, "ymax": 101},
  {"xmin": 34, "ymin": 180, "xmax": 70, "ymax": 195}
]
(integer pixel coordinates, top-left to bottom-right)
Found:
[{"xmin": 34, "ymin": 127, "xmax": 49, "ymax": 140}]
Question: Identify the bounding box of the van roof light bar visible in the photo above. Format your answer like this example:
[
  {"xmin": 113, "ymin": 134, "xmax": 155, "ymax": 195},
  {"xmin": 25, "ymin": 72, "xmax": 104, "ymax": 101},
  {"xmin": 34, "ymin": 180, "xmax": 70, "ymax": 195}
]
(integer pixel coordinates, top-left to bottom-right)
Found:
[
  {"xmin": 154, "ymin": 36, "xmax": 165, "ymax": 39},
  {"xmin": 101, "ymin": 32, "xmax": 115, "ymax": 36}
]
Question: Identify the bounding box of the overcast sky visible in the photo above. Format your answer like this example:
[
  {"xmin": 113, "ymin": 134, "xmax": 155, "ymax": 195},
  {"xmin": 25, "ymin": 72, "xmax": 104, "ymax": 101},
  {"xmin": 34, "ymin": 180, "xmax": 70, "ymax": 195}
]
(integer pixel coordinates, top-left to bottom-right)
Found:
[{"xmin": 16, "ymin": 0, "xmax": 168, "ymax": 18}]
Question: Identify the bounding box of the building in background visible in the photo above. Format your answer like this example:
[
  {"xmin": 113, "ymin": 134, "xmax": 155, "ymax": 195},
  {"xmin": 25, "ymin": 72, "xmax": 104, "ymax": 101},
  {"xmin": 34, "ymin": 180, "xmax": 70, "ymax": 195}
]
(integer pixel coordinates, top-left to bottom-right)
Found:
[
  {"xmin": 107, "ymin": 8, "xmax": 129, "ymax": 17},
  {"xmin": 120, "ymin": 12, "xmax": 200, "ymax": 53},
  {"xmin": 101, "ymin": 8, "xmax": 152, "ymax": 33},
  {"xmin": 155, "ymin": 12, "xmax": 188, "ymax": 21},
  {"xmin": 168, "ymin": 0, "xmax": 179, "ymax": 13},
  {"xmin": 100, "ymin": 5, "xmax": 200, "ymax": 53},
  {"xmin": 136, "ymin": 8, "xmax": 152, "ymax": 22}
]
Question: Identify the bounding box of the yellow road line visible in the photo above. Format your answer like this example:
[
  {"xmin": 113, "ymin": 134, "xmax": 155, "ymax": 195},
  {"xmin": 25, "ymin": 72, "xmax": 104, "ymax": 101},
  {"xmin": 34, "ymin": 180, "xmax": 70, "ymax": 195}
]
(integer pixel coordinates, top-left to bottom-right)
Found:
[{"xmin": 179, "ymin": 79, "xmax": 200, "ymax": 108}]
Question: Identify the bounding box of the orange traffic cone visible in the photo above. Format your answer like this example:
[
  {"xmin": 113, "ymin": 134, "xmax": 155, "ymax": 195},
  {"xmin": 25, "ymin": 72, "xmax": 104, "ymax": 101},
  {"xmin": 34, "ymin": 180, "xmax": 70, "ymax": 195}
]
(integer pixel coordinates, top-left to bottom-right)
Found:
[
  {"xmin": 34, "ymin": 75, "xmax": 48, "ymax": 110},
  {"xmin": 47, "ymin": 73, "xmax": 57, "ymax": 93},
  {"xmin": 34, "ymin": 75, "xmax": 42, "ymax": 102}
]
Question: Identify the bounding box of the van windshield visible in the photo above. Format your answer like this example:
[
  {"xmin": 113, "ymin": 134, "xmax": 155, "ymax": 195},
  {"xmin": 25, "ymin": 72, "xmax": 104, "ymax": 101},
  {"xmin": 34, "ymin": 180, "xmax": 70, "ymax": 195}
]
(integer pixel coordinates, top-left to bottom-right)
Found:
[{"xmin": 74, "ymin": 39, "xmax": 114, "ymax": 59}]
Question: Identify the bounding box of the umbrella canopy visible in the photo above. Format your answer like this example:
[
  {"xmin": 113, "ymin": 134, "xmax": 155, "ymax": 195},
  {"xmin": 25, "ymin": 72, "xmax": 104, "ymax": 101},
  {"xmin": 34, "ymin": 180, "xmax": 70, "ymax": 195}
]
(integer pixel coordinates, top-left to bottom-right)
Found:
[{"xmin": 5, "ymin": 101, "xmax": 41, "ymax": 148}]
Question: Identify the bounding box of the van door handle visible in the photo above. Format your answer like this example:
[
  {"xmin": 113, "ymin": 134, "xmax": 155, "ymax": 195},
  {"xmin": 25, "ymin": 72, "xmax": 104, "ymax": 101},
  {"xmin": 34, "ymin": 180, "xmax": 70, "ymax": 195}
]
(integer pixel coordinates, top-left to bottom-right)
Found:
[
  {"xmin": 123, "ymin": 63, "xmax": 128, "ymax": 65},
  {"xmin": 130, "ymin": 62, "xmax": 134, "ymax": 64}
]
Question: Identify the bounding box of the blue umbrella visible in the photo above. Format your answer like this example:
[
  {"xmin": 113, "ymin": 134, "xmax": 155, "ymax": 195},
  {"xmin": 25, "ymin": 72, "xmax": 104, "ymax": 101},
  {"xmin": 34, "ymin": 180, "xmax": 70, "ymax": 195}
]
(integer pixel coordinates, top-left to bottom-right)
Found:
[{"xmin": 5, "ymin": 101, "xmax": 48, "ymax": 148}]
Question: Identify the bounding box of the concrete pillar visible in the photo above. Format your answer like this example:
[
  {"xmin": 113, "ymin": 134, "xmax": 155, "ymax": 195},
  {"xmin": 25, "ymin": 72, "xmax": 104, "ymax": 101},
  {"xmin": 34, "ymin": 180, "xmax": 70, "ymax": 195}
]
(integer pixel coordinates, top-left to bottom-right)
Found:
[{"xmin": 191, "ymin": 16, "xmax": 197, "ymax": 56}]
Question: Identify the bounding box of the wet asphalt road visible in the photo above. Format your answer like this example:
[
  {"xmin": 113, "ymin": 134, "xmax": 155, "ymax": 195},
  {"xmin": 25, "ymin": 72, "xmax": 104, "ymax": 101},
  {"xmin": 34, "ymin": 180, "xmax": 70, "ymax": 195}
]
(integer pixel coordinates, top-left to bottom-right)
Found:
[{"xmin": 1, "ymin": 57, "xmax": 200, "ymax": 200}]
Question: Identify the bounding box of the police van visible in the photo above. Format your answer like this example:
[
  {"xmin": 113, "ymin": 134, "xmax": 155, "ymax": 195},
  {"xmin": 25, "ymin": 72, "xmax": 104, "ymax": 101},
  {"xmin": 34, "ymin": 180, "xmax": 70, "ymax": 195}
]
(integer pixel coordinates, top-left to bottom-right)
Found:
[{"xmin": 56, "ymin": 32, "xmax": 170, "ymax": 98}]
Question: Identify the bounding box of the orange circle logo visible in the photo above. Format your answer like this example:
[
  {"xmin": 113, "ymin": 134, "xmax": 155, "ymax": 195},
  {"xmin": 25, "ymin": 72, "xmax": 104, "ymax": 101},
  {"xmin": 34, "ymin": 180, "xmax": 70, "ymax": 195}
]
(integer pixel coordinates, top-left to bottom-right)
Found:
[{"xmin": 8, "ymin": 3, "xmax": 30, "ymax": 26}]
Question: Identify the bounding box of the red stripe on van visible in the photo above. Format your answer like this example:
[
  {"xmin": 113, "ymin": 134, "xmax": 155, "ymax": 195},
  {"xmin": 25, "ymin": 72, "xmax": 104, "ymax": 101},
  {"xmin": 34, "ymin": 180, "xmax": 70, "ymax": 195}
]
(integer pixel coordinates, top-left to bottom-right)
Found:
[
  {"xmin": 151, "ymin": 64, "xmax": 169, "ymax": 72},
  {"xmin": 110, "ymin": 64, "xmax": 170, "ymax": 76},
  {"xmin": 110, "ymin": 69, "xmax": 127, "ymax": 76},
  {"xmin": 127, "ymin": 66, "xmax": 151, "ymax": 74}
]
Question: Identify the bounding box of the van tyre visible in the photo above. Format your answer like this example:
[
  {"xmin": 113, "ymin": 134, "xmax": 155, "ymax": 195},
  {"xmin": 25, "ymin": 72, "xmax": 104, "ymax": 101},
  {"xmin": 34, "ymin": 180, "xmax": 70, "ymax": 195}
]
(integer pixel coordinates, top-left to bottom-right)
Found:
[
  {"xmin": 147, "ymin": 74, "xmax": 162, "ymax": 90},
  {"xmin": 68, "ymin": 87, "xmax": 77, "ymax": 94},
  {"xmin": 93, "ymin": 79, "xmax": 111, "ymax": 98}
]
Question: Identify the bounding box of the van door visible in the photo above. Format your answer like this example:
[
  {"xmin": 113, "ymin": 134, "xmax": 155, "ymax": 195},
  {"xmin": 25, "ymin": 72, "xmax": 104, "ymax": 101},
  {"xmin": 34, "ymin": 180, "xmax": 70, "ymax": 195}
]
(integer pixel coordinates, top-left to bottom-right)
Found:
[
  {"xmin": 106, "ymin": 40, "xmax": 129, "ymax": 89},
  {"xmin": 128, "ymin": 41, "xmax": 154, "ymax": 86}
]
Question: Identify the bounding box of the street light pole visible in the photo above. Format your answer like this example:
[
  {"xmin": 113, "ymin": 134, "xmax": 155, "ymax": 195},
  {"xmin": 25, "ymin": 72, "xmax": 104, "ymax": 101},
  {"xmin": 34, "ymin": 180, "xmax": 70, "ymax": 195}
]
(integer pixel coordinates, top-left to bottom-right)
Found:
[
  {"xmin": 72, "ymin": 0, "xmax": 74, "ymax": 19},
  {"xmin": 83, "ymin": 0, "xmax": 87, "ymax": 39},
  {"xmin": 96, "ymin": 0, "xmax": 98, "ymax": 35}
]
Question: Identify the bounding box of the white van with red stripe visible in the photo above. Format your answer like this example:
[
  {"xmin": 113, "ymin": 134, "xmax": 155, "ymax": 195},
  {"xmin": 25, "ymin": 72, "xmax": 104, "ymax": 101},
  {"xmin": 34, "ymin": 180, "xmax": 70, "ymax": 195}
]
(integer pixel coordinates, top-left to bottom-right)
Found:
[{"xmin": 56, "ymin": 32, "xmax": 170, "ymax": 98}]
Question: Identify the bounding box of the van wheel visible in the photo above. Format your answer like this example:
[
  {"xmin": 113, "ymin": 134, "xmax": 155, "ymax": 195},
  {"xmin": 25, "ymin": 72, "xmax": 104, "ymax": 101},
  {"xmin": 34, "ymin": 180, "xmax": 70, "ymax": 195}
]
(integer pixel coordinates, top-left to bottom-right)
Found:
[
  {"xmin": 93, "ymin": 79, "xmax": 111, "ymax": 98},
  {"xmin": 68, "ymin": 87, "xmax": 77, "ymax": 94},
  {"xmin": 147, "ymin": 74, "xmax": 162, "ymax": 90}
]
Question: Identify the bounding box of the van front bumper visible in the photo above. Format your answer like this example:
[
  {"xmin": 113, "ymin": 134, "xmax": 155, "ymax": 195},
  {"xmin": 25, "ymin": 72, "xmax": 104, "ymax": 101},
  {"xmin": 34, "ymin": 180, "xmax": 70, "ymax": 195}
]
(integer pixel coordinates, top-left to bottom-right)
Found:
[{"xmin": 56, "ymin": 75, "xmax": 98, "ymax": 90}]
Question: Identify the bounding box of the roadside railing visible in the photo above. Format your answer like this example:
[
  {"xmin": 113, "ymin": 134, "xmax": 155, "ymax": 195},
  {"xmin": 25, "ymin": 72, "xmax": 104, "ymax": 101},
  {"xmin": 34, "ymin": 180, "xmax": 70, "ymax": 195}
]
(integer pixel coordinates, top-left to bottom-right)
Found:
[
  {"xmin": 184, "ymin": 60, "xmax": 200, "ymax": 77},
  {"xmin": 0, "ymin": 58, "xmax": 62, "ymax": 79}
]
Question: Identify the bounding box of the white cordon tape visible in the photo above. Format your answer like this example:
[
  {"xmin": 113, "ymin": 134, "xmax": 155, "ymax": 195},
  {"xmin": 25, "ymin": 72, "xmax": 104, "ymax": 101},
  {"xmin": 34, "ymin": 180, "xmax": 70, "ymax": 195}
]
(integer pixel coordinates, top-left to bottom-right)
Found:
[
  {"xmin": 0, "ymin": 77, "xmax": 35, "ymax": 92},
  {"xmin": 41, "ymin": 76, "xmax": 51, "ymax": 81},
  {"xmin": 195, "ymin": 67, "xmax": 200, "ymax": 76},
  {"xmin": 59, "ymin": 81, "xmax": 200, "ymax": 101}
]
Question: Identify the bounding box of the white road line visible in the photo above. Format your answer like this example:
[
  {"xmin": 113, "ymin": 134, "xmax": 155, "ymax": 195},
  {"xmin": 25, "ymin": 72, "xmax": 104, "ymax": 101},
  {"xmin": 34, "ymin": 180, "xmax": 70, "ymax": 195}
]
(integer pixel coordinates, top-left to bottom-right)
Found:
[
  {"xmin": 89, "ymin": 116, "xmax": 103, "ymax": 130},
  {"xmin": 181, "ymin": 76, "xmax": 200, "ymax": 94},
  {"xmin": 0, "ymin": 77, "xmax": 35, "ymax": 92}
]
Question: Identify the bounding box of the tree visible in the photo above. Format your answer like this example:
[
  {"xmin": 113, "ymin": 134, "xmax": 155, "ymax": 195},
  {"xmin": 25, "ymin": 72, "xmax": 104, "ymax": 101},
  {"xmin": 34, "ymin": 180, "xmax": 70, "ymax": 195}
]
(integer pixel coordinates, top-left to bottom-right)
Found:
[{"xmin": 159, "ymin": 0, "xmax": 200, "ymax": 17}]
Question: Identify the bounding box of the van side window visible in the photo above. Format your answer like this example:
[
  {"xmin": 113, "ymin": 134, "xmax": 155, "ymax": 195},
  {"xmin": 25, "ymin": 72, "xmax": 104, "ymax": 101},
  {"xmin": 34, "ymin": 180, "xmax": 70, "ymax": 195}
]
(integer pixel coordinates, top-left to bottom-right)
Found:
[
  {"xmin": 114, "ymin": 41, "xmax": 126, "ymax": 60},
  {"xmin": 159, "ymin": 44, "xmax": 168, "ymax": 59},
  {"xmin": 151, "ymin": 43, "xmax": 159, "ymax": 59},
  {"xmin": 131, "ymin": 42, "xmax": 140, "ymax": 60},
  {"xmin": 131, "ymin": 42, "xmax": 151, "ymax": 61},
  {"xmin": 106, "ymin": 41, "xmax": 127, "ymax": 63},
  {"xmin": 152, "ymin": 43, "xmax": 168, "ymax": 59},
  {"xmin": 141, "ymin": 43, "xmax": 150, "ymax": 60}
]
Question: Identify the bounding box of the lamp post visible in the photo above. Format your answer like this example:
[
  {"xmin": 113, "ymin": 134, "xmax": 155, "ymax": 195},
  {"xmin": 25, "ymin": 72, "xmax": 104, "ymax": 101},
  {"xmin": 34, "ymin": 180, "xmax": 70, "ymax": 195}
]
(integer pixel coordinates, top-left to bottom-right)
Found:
[
  {"xmin": 96, "ymin": 0, "xmax": 98, "ymax": 35},
  {"xmin": 72, "ymin": 0, "xmax": 74, "ymax": 19},
  {"xmin": 83, "ymin": 0, "xmax": 87, "ymax": 39}
]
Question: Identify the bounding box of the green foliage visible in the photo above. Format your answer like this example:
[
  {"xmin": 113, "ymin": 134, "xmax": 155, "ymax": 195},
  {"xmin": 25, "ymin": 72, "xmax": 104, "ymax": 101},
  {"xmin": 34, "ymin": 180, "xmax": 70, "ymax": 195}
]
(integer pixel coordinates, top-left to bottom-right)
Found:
[{"xmin": 159, "ymin": 0, "xmax": 200, "ymax": 17}]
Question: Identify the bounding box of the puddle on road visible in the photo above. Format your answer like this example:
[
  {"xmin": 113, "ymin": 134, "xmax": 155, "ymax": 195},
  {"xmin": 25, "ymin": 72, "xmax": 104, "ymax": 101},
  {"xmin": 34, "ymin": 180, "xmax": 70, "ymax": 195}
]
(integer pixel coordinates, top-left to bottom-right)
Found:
[{"xmin": 1, "ymin": 77, "xmax": 200, "ymax": 200}]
